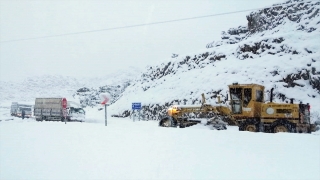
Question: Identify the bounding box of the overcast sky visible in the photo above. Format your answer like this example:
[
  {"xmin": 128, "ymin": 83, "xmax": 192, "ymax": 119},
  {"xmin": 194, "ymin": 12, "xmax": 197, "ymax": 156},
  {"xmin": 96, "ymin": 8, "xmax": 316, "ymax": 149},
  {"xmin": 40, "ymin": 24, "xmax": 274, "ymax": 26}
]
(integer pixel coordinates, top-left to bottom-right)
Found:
[{"xmin": 0, "ymin": 0, "xmax": 282, "ymax": 82}]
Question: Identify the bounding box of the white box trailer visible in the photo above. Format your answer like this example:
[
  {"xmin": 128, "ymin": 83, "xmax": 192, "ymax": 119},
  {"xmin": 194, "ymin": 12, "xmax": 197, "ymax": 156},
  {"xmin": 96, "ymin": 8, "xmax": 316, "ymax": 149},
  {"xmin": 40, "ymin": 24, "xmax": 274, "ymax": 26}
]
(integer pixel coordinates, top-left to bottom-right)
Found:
[{"xmin": 34, "ymin": 98, "xmax": 85, "ymax": 122}]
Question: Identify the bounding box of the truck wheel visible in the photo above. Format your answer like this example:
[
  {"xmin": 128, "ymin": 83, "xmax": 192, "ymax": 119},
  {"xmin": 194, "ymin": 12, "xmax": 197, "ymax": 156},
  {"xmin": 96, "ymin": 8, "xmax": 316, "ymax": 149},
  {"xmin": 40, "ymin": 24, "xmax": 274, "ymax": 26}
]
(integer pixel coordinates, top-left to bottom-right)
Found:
[
  {"xmin": 273, "ymin": 123, "xmax": 292, "ymax": 133},
  {"xmin": 307, "ymin": 127, "xmax": 311, "ymax": 134},
  {"xmin": 271, "ymin": 120, "xmax": 293, "ymax": 133},
  {"xmin": 274, "ymin": 125, "xmax": 289, "ymax": 133},
  {"xmin": 244, "ymin": 123, "xmax": 259, "ymax": 132},
  {"xmin": 239, "ymin": 123, "xmax": 245, "ymax": 131},
  {"xmin": 162, "ymin": 119, "xmax": 171, "ymax": 127},
  {"xmin": 160, "ymin": 117, "xmax": 172, "ymax": 127}
]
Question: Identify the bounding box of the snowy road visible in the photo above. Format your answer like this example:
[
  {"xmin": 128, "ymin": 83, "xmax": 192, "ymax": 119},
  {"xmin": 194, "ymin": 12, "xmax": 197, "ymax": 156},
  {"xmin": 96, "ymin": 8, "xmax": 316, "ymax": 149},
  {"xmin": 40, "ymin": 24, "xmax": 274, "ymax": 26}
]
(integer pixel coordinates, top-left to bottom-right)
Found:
[{"xmin": 1, "ymin": 106, "xmax": 319, "ymax": 180}]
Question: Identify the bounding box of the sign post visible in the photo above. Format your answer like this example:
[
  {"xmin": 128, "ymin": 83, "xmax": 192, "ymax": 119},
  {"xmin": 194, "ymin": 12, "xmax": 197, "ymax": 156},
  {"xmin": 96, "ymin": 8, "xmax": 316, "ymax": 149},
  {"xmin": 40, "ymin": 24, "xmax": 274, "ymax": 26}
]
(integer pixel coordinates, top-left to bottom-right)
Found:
[
  {"xmin": 101, "ymin": 95, "xmax": 109, "ymax": 126},
  {"xmin": 105, "ymin": 104, "xmax": 107, "ymax": 126},
  {"xmin": 132, "ymin": 102, "xmax": 141, "ymax": 122},
  {"xmin": 62, "ymin": 98, "xmax": 67, "ymax": 124}
]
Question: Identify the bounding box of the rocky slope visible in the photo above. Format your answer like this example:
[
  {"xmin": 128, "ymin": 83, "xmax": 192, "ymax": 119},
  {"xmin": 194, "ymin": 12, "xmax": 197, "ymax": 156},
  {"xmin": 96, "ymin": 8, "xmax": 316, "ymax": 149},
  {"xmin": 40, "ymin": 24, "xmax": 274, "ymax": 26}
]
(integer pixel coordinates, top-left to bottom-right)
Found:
[{"xmin": 109, "ymin": 0, "xmax": 320, "ymax": 122}]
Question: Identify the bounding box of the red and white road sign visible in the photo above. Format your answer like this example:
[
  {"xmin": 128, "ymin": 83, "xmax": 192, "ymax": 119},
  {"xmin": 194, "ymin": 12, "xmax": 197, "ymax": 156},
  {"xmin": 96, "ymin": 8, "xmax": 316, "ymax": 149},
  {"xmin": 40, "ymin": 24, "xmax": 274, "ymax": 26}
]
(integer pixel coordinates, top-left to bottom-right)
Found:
[
  {"xmin": 100, "ymin": 94, "xmax": 110, "ymax": 105},
  {"xmin": 62, "ymin": 98, "xmax": 67, "ymax": 109},
  {"xmin": 101, "ymin": 97, "xmax": 109, "ymax": 105},
  {"xmin": 62, "ymin": 98, "xmax": 67, "ymax": 118}
]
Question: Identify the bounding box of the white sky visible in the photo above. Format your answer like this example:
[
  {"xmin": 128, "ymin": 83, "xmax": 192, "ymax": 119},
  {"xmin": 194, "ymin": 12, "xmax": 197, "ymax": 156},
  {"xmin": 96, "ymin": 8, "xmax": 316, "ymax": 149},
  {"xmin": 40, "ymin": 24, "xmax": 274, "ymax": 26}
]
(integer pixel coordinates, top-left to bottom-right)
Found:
[{"xmin": 0, "ymin": 0, "xmax": 282, "ymax": 81}]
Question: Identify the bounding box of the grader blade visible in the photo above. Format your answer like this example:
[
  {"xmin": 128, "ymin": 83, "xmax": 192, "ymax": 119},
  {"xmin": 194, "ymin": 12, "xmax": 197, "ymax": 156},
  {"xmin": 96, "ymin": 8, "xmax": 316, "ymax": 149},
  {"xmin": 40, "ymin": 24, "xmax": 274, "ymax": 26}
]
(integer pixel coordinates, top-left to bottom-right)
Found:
[{"xmin": 179, "ymin": 119, "xmax": 201, "ymax": 128}]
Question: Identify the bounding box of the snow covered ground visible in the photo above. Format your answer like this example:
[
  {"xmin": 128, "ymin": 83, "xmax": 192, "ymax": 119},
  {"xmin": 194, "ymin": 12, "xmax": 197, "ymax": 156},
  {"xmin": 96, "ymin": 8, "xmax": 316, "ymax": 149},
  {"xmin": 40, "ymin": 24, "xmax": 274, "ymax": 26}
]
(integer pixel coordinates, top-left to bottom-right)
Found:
[{"xmin": 1, "ymin": 107, "xmax": 319, "ymax": 180}]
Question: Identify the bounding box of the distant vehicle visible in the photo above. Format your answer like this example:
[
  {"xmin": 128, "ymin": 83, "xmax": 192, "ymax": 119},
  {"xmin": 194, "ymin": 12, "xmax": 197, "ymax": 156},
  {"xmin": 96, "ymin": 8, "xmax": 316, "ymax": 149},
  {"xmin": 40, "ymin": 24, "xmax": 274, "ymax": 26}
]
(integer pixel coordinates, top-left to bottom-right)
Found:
[
  {"xmin": 10, "ymin": 102, "xmax": 18, "ymax": 116},
  {"xmin": 10, "ymin": 102, "xmax": 33, "ymax": 118},
  {"xmin": 34, "ymin": 98, "xmax": 85, "ymax": 122},
  {"xmin": 67, "ymin": 101, "xmax": 86, "ymax": 121}
]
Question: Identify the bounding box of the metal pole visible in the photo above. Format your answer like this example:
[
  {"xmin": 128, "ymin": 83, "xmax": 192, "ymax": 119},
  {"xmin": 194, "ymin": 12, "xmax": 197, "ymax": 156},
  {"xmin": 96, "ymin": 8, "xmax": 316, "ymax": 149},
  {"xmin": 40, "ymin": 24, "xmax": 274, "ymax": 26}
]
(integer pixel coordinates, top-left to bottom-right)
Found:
[
  {"xmin": 105, "ymin": 104, "xmax": 107, "ymax": 126},
  {"xmin": 139, "ymin": 110, "xmax": 140, "ymax": 121},
  {"xmin": 64, "ymin": 109, "xmax": 67, "ymax": 124}
]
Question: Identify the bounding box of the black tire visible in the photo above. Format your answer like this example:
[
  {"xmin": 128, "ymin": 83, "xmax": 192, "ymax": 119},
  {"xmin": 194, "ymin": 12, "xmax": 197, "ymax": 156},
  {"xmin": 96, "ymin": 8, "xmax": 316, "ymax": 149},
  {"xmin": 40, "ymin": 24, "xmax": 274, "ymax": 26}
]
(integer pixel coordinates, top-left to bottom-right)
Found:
[
  {"xmin": 244, "ymin": 123, "xmax": 259, "ymax": 132},
  {"xmin": 271, "ymin": 120, "xmax": 292, "ymax": 133},
  {"xmin": 239, "ymin": 122, "xmax": 245, "ymax": 131},
  {"xmin": 307, "ymin": 127, "xmax": 311, "ymax": 134},
  {"xmin": 159, "ymin": 117, "xmax": 172, "ymax": 127},
  {"xmin": 240, "ymin": 119, "xmax": 259, "ymax": 132},
  {"xmin": 273, "ymin": 124, "xmax": 290, "ymax": 133}
]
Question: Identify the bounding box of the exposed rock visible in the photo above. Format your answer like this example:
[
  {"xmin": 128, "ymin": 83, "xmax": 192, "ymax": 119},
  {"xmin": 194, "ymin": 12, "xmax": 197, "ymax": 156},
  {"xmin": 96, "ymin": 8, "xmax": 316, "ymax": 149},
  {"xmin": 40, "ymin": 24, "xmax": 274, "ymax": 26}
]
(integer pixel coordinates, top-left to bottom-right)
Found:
[
  {"xmin": 74, "ymin": 82, "xmax": 131, "ymax": 108},
  {"xmin": 247, "ymin": 0, "xmax": 320, "ymax": 33}
]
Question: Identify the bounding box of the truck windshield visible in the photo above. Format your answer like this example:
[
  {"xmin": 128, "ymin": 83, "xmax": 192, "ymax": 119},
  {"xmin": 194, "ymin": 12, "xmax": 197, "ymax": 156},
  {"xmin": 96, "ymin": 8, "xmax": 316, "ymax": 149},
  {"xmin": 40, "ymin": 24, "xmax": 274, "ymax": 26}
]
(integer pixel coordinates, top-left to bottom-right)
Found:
[
  {"xmin": 19, "ymin": 107, "xmax": 31, "ymax": 111},
  {"xmin": 72, "ymin": 108, "xmax": 85, "ymax": 114}
]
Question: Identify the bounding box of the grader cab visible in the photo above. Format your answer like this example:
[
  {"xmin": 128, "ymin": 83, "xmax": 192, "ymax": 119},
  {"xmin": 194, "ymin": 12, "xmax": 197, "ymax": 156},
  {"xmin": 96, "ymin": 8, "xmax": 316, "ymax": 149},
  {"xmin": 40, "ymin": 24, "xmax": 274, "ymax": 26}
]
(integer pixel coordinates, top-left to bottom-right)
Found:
[
  {"xmin": 228, "ymin": 83, "xmax": 314, "ymax": 133},
  {"xmin": 160, "ymin": 83, "xmax": 316, "ymax": 133}
]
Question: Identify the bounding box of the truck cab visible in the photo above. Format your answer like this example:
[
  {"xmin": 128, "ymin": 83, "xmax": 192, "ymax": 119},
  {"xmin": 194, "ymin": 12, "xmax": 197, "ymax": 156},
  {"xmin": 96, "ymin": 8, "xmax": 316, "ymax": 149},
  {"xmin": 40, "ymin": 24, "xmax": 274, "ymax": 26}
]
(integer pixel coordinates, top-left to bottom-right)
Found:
[{"xmin": 67, "ymin": 101, "xmax": 85, "ymax": 121}]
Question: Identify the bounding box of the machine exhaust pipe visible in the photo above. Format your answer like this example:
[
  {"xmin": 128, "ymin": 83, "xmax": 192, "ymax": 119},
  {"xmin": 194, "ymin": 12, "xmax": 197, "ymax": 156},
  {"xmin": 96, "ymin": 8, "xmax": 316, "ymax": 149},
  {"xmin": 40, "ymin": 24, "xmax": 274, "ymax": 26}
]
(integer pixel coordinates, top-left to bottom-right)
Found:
[
  {"xmin": 290, "ymin": 98, "xmax": 294, "ymax": 104},
  {"xmin": 270, "ymin": 88, "xmax": 274, "ymax": 103},
  {"xmin": 201, "ymin": 93, "xmax": 206, "ymax": 105}
]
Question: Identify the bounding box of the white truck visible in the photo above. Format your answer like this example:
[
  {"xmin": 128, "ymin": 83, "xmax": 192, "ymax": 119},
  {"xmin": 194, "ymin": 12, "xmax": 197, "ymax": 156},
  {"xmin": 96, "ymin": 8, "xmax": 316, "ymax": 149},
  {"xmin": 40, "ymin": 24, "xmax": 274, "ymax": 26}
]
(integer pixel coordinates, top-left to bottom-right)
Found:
[
  {"xmin": 34, "ymin": 98, "xmax": 85, "ymax": 122},
  {"xmin": 11, "ymin": 102, "xmax": 33, "ymax": 118}
]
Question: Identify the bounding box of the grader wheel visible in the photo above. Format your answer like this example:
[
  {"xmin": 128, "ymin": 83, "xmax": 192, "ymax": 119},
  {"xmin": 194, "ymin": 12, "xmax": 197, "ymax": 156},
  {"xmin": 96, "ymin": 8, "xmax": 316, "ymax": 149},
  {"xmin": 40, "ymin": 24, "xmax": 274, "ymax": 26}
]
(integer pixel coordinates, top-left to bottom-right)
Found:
[
  {"xmin": 244, "ymin": 124, "xmax": 258, "ymax": 132},
  {"xmin": 159, "ymin": 117, "xmax": 173, "ymax": 127},
  {"xmin": 274, "ymin": 125, "xmax": 289, "ymax": 133},
  {"xmin": 272, "ymin": 120, "xmax": 292, "ymax": 133},
  {"xmin": 162, "ymin": 119, "xmax": 171, "ymax": 127}
]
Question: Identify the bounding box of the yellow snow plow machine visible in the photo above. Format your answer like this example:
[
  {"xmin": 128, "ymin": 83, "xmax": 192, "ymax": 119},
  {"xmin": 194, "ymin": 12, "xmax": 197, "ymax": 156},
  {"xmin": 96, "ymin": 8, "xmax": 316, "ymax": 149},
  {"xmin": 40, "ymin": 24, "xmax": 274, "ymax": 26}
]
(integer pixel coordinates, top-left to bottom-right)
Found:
[{"xmin": 159, "ymin": 83, "xmax": 317, "ymax": 133}]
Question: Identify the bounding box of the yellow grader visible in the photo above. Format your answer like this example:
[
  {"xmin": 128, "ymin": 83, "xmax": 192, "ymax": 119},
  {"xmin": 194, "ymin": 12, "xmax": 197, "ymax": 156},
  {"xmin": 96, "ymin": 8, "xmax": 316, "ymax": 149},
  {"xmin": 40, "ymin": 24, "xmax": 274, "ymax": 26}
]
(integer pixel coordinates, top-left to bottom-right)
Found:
[{"xmin": 159, "ymin": 83, "xmax": 316, "ymax": 133}]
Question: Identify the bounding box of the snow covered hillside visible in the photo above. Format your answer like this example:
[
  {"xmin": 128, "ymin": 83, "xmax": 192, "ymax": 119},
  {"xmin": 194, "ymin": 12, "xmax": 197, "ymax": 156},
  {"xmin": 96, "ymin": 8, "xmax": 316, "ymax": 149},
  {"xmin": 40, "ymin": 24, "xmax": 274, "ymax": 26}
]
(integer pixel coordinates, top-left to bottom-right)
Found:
[
  {"xmin": 109, "ymin": 0, "xmax": 320, "ymax": 122},
  {"xmin": 0, "ymin": 67, "xmax": 142, "ymax": 106}
]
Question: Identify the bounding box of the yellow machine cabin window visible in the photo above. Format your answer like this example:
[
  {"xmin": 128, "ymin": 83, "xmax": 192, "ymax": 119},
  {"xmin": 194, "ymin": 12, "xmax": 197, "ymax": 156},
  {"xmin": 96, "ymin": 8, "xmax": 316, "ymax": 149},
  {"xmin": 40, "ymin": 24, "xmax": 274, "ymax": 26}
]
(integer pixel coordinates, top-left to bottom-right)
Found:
[
  {"xmin": 256, "ymin": 90, "xmax": 263, "ymax": 102},
  {"xmin": 243, "ymin": 88, "xmax": 252, "ymax": 107},
  {"xmin": 230, "ymin": 88, "xmax": 242, "ymax": 114}
]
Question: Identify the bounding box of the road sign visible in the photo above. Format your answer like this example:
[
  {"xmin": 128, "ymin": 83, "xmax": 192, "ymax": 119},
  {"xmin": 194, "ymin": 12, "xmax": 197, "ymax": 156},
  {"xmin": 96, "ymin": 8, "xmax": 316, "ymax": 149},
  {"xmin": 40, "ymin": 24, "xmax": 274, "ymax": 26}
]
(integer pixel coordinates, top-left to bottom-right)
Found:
[
  {"xmin": 62, "ymin": 98, "xmax": 67, "ymax": 109},
  {"xmin": 132, "ymin": 102, "xmax": 141, "ymax": 110},
  {"xmin": 100, "ymin": 94, "xmax": 110, "ymax": 105},
  {"xmin": 99, "ymin": 93, "xmax": 111, "ymax": 126},
  {"xmin": 62, "ymin": 98, "xmax": 67, "ymax": 124},
  {"xmin": 101, "ymin": 98, "xmax": 109, "ymax": 105}
]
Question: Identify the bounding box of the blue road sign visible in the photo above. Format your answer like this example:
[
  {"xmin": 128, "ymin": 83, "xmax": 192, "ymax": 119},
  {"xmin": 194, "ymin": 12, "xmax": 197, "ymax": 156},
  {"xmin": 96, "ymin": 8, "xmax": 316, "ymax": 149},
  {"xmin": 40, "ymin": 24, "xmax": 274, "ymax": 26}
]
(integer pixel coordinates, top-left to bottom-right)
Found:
[{"xmin": 132, "ymin": 102, "xmax": 141, "ymax": 110}]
